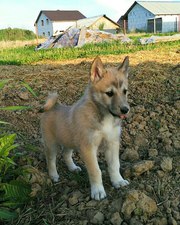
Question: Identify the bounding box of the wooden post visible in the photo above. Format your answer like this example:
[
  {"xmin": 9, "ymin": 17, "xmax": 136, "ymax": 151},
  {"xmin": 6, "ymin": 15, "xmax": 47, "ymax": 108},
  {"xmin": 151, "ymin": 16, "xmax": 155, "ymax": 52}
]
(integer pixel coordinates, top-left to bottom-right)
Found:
[
  {"xmin": 35, "ymin": 23, "xmax": 39, "ymax": 45},
  {"xmin": 123, "ymin": 20, "xmax": 126, "ymax": 35}
]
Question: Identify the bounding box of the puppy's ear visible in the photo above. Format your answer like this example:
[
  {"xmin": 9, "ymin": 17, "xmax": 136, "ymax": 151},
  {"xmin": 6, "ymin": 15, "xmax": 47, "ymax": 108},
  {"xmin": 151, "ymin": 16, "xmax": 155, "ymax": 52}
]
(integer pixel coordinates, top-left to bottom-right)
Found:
[
  {"xmin": 118, "ymin": 56, "xmax": 129, "ymax": 78},
  {"xmin": 90, "ymin": 56, "xmax": 104, "ymax": 83}
]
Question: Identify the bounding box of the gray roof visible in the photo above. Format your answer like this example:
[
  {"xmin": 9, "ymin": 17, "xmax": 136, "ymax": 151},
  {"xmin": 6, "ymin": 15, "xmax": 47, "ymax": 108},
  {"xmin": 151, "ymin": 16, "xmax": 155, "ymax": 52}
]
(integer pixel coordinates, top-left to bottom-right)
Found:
[
  {"xmin": 138, "ymin": 1, "xmax": 180, "ymax": 15},
  {"xmin": 74, "ymin": 15, "xmax": 103, "ymax": 28},
  {"xmin": 71, "ymin": 15, "xmax": 120, "ymax": 29}
]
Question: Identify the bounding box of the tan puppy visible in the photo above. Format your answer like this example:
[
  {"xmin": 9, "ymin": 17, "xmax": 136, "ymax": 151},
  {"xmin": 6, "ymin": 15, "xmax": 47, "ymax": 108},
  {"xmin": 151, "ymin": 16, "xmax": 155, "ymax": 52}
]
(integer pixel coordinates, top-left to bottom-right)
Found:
[{"xmin": 41, "ymin": 56, "xmax": 130, "ymax": 200}]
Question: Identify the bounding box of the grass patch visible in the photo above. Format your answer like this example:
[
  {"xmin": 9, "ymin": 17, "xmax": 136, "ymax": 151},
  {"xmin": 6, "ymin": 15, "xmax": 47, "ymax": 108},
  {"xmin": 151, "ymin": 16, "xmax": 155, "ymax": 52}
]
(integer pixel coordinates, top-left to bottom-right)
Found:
[{"xmin": 0, "ymin": 40, "xmax": 179, "ymax": 65}]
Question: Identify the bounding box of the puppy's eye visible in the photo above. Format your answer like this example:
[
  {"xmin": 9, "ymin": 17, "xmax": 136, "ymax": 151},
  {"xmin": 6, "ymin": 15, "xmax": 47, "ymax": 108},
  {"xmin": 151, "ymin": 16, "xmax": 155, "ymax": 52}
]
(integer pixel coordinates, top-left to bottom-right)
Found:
[
  {"xmin": 123, "ymin": 89, "xmax": 128, "ymax": 95},
  {"xmin": 105, "ymin": 91, "xmax": 114, "ymax": 97}
]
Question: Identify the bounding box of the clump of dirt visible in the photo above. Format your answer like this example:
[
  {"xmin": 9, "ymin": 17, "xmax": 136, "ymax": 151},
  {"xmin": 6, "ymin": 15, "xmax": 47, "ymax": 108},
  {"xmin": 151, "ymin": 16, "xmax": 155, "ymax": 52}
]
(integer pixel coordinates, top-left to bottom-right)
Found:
[{"xmin": 0, "ymin": 46, "xmax": 179, "ymax": 225}]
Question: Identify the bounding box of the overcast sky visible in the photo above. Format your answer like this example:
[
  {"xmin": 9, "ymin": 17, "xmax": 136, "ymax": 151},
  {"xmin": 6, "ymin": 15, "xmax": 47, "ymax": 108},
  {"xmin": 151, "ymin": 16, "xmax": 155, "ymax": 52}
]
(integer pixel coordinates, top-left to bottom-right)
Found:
[{"xmin": 0, "ymin": 0, "xmax": 179, "ymax": 32}]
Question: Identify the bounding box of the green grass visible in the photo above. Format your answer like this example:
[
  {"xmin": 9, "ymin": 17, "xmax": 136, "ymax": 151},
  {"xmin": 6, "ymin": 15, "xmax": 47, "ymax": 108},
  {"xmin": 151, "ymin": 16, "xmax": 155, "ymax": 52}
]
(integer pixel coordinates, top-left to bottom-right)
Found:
[
  {"xmin": 128, "ymin": 31, "xmax": 179, "ymax": 43},
  {"xmin": 0, "ymin": 40, "xmax": 179, "ymax": 65}
]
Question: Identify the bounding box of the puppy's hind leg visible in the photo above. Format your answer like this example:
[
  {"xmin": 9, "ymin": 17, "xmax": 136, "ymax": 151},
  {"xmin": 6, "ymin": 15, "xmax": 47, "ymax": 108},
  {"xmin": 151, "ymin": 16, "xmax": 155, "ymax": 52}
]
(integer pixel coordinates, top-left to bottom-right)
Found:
[
  {"xmin": 45, "ymin": 142, "xmax": 59, "ymax": 182},
  {"xmin": 63, "ymin": 149, "xmax": 82, "ymax": 172}
]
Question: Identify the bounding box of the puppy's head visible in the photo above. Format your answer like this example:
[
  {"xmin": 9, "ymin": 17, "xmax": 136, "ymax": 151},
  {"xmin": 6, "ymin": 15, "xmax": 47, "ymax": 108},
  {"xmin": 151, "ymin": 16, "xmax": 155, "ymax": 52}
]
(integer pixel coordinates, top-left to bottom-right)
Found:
[{"xmin": 90, "ymin": 56, "xmax": 130, "ymax": 119}]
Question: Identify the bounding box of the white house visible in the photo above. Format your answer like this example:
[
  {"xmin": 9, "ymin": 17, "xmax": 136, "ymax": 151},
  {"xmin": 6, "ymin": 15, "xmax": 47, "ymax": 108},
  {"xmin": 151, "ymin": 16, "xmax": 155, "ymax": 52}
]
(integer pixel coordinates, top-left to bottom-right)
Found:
[
  {"xmin": 34, "ymin": 10, "xmax": 86, "ymax": 37},
  {"xmin": 118, "ymin": 1, "xmax": 180, "ymax": 33}
]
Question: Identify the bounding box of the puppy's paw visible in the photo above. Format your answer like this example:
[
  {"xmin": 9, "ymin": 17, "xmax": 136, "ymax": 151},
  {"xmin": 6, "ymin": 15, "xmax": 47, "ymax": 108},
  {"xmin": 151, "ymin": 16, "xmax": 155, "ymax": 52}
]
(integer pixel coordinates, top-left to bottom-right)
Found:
[
  {"xmin": 91, "ymin": 184, "xmax": 107, "ymax": 200},
  {"xmin": 69, "ymin": 165, "xmax": 82, "ymax": 173},
  {"xmin": 112, "ymin": 179, "xmax": 129, "ymax": 188},
  {"xmin": 50, "ymin": 174, "xmax": 60, "ymax": 182}
]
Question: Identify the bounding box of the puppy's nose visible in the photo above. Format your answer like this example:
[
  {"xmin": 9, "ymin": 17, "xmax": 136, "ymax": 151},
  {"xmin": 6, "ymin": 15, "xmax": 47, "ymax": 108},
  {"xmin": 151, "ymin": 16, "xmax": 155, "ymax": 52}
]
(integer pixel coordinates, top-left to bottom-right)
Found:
[{"xmin": 120, "ymin": 106, "xmax": 129, "ymax": 114}]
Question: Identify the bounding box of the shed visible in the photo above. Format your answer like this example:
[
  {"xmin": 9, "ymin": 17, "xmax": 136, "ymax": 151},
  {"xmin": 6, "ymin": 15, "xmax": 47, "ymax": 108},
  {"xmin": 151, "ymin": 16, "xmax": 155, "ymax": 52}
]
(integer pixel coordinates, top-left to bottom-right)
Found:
[{"xmin": 72, "ymin": 15, "xmax": 120, "ymax": 34}]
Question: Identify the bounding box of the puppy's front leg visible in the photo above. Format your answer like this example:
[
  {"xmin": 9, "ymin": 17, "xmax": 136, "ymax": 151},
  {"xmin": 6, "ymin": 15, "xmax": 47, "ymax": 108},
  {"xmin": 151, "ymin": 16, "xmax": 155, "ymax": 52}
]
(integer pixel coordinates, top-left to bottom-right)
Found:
[
  {"xmin": 80, "ymin": 146, "xmax": 106, "ymax": 200},
  {"xmin": 105, "ymin": 140, "xmax": 129, "ymax": 188}
]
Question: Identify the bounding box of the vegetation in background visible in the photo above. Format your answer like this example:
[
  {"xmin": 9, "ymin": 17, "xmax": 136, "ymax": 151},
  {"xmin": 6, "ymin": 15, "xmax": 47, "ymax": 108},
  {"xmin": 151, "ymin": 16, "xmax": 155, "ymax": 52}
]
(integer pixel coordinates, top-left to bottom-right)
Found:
[
  {"xmin": 0, "ymin": 39, "xmax": 179, "ymax": 65},
  {"xmin": 98, "ymin": 23, "xmax": 105, "ymax": 31},
  {"xmin": 0, "ymin": 28, "xmax": 36, "ymax": 41}
]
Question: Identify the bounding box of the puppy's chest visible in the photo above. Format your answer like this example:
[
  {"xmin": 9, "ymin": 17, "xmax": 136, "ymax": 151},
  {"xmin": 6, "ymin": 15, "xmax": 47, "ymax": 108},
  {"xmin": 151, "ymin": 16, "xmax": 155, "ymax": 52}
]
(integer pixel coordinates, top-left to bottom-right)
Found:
[{"xmin": 100, "ymin": 116, "xmax": 121, "ymax": 140}]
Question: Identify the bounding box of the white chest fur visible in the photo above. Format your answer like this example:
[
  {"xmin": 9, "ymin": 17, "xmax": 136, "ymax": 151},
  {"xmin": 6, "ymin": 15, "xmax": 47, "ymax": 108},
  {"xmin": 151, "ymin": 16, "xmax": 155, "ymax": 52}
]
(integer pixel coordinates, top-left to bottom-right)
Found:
[{"xmin": 101, "ymin": 116, "xmax": 121, "ymax": 141}]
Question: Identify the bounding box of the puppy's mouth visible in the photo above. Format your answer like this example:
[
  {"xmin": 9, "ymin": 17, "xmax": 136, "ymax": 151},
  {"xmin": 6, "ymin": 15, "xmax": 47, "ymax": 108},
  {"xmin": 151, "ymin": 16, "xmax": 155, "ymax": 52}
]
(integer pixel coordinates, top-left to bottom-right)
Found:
[
  {"xmin": 108, "ymin": 109, "xmax": 128, "ymax": 119},
  {"xmin": 120, "ymin": 114, "xmax": 128, "ymax": 119}
]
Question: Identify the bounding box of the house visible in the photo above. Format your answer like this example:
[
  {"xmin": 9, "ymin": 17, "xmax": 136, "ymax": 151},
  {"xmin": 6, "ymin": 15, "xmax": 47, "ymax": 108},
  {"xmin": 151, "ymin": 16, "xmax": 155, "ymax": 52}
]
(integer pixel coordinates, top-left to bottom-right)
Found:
[
  {"xmin": 71, "ymin": 15, "xmax": 120, "ymax": 34},
  {"xmin": 117, "ymin": 1, "xmax": 180, "ymax": 33},
  {"xmin": 34, "ymin": 10, "xmax": 86, "ymax": 37}
]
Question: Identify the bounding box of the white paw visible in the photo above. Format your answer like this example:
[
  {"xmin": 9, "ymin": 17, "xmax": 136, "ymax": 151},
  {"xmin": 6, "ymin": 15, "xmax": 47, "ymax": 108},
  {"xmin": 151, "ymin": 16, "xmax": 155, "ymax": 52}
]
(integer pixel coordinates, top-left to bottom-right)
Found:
[
  {"xmin": 50, "ymin": 174, "xmax": 60, "ymax": 182},
  {"xmin": 91, "ymin": 184, "xmax": 107, "ymax": 200},
  {"xmin": 69, "ymin": 165, "xmax": 82, "ymax": 173},
  {"xmin": 112, "ymin": 179, "xmax": 129, "ymax": 188}
]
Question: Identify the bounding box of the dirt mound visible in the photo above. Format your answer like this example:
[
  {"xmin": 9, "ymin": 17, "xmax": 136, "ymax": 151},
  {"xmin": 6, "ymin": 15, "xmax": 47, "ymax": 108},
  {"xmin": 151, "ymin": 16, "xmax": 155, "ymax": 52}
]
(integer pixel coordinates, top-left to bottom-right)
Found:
[{"xmin": 0, "ymin": 46, "xmax": 179, "ymax": 224}]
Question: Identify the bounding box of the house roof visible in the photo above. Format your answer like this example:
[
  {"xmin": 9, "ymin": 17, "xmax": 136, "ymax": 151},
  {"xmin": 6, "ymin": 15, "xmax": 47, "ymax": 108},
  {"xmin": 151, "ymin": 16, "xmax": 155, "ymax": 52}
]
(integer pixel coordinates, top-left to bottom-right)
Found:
[
  {"xmin": 35, "ymin": 10, "xmax": 86, "ymax": 24},
  {"xmin": 138, "ymin": 1, "xmax": 180, "ymax": 15},
  {"xmin": 72, "ymin": 15, "xmax": 120, "ymax": 29},
  {"xmin": 119, "ymin": 1, "xmax": 180, "ymax": 20}
]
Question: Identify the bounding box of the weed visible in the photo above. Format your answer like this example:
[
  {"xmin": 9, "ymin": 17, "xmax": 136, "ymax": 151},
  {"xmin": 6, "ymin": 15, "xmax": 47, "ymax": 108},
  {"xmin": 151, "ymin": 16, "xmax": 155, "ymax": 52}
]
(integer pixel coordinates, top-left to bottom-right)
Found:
[
  {"xmin": 0, "ymin": 79, "xmax": 34, "ymax": 222},
  {"xmin": 0, "ymin": 133, "xmax": 31, "ymax": 222}
]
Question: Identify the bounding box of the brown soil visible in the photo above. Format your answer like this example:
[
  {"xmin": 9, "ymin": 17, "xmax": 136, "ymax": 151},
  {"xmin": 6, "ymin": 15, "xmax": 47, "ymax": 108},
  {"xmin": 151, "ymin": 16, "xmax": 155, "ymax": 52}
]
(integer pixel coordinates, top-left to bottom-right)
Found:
[{"xmin": 0, "ymin": 45, "xmax": 179, "ymax": 225}]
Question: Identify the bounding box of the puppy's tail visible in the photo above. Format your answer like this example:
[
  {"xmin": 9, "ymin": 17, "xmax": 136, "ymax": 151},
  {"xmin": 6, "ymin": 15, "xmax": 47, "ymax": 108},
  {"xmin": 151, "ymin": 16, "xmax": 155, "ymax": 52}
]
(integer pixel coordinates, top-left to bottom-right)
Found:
[{"xmin": 40, "ymin": 92, "xmax": 58, "ymax": 112}]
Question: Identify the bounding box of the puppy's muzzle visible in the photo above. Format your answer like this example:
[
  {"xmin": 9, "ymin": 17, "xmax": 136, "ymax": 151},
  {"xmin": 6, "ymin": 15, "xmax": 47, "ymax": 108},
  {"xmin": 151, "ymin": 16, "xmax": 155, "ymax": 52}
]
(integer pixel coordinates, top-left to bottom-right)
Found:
[{"xmin": 120, "ymin": 106, "xmax": 129, "ymax": 115}]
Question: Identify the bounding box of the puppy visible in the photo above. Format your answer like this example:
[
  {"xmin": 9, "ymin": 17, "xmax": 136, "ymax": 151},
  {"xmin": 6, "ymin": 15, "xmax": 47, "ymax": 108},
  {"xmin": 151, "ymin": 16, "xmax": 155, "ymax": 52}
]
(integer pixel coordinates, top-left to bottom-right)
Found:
[{"xmin": 41, "ymin": 56, "xmax": 130, "ymax": 200}]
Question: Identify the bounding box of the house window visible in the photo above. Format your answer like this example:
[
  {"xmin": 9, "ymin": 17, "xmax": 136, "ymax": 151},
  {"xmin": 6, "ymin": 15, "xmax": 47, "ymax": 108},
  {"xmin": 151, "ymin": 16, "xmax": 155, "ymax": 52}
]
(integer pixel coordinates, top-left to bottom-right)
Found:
[
  {"xmin": 41, "ymin": 20, "xmax": 44, "ymax": 26},
  {"xmin": 42, "ymin": 32, "xmax": 45, "ymax": 36},
  {"xmin": 48, "ymin": 31, "xmax": 50, "ymax": 36},
  {"xmin": 46, "ymin": 19, "xmax": 49, "ymax": 25}
]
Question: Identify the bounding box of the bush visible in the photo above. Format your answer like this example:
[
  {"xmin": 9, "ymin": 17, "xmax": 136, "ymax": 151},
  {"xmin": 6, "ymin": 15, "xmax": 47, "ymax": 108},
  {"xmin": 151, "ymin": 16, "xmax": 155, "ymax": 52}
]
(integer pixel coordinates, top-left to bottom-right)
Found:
[{"xmin": 0, "ymin": 28, "xmax": 36, "ymax": 41}]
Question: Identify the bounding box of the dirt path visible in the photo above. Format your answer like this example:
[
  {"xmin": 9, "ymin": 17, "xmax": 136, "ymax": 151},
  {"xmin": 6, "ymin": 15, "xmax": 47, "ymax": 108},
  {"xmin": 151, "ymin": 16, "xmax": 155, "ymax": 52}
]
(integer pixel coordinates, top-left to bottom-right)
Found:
[{"xmin": 0, "ymin": 45, "xmax": 179, "ymax": 225}]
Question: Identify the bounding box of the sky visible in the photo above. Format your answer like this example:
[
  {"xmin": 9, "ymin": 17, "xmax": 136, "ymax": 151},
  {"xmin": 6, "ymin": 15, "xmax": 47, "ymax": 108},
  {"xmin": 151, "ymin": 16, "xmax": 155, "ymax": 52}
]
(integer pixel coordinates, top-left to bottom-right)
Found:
[{"xmin": 0, "ymin": 0, "xmax": 179, "ymax": 32}]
